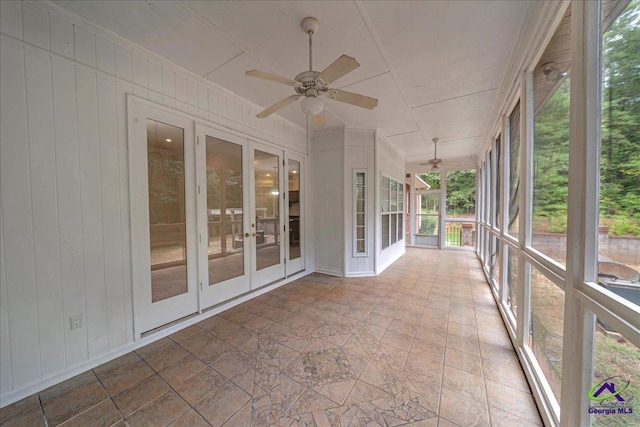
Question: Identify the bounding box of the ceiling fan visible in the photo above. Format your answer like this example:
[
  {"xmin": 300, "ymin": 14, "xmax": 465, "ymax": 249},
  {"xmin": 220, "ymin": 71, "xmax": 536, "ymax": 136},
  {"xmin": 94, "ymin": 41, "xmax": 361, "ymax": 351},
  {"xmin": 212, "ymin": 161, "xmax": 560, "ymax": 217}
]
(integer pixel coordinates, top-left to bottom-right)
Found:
[
  {"xmin": 420, "ymin": 138, "xmax": 448, "ymax": 172},
  {"xmin": 245, "ymin": 16, "xmax": 378, "ymax": 127}
]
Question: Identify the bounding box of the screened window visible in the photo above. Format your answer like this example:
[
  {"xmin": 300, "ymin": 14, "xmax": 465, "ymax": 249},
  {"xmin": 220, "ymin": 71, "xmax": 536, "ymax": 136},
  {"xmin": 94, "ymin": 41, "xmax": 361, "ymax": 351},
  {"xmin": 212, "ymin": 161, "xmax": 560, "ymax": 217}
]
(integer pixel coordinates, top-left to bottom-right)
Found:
[{"xmin": 508, "ymin": 101, "xmax": 521, "ymax": 237}]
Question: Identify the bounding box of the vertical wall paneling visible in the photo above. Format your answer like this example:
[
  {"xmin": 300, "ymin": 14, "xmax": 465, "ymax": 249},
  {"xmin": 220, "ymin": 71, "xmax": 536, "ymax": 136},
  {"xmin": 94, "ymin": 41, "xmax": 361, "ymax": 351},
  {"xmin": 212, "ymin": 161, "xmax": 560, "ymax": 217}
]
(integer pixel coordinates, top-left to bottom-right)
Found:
[
  {"xmin": 0, "ymin": 0, "xmax": 22, "ymax": 40},
  {"xmin": 24, "ymin": 48, "xmax": 66, "ymax": 377},
  {"xmin": 22, "ymin": 2, "xmax": 50, "ymax": 50},
  {"xmin": 132, "ymin": 52, "xmax": 148, "ymax": 87},
  {"xmin": 115, "ymin": 46, "xmax": 132, "ymax": 81},
  {"xmin": 0, "ymin": 40, "xmax": 42, "ymax": 386},
  {"xmin": 97, "ymin": 75, "xmax": 127, "ymax": 350},
  {"xmin": 175, "ymin": 73, "xmax": 187, "ymax": 103},
  {"xmin": 147, "ymin": 59, "xmax": 162, "ymax": 93},
  {"xmin": 76, "ymin": 67, "xmax": 109, "ymax": 358},
  {"xmin": 95, "ymin": 36, "xmax": 115, "ymax": 75},
  {"xmin": 115, "ymin": 80, "xmax": 134, "ymax": 343},
  {"xmin": 51, "ymin": 57, "xmax": 89, "ymax": 367},
  {"xmin": 1, "ymin": 3, "xmax": 308, "ymax": 402},
  {"xmin": 50, "ymin": 13, "xmax": 74, "ymax": 59},
  {"xmin": 73, "ymin": 25, "xmax": 96, "ymax": 68},
  {"xmin": 162, "ymin": 66, "xmax": 175, "ymax": 98},
  {"xmin": 0, "ymin": 219, "xmax": 12, "ymax": 393}
]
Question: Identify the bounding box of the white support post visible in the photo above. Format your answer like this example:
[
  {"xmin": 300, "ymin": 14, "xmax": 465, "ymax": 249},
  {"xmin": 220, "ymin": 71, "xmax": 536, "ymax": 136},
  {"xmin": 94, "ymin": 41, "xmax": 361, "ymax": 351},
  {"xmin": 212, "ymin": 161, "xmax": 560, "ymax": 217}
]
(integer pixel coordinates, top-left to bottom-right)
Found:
[
  {"xmin": 561, "ymin": 0, "xmax": 601, "ymax": 425},
  {"xmin": 499, "ymin": 116, "xmax": 509, "ymax": 304},
  {"xmin": 410, "ymin": 173, "xmax": 416, "ymax": 247}
]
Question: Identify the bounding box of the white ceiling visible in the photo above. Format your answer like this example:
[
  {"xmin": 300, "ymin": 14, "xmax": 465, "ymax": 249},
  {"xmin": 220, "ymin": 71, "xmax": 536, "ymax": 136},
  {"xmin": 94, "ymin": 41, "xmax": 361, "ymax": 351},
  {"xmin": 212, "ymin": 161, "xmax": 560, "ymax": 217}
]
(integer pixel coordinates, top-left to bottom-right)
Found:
[{"xmin": 55, "ymin": 0, "xmax": 533, "ymax": 165}]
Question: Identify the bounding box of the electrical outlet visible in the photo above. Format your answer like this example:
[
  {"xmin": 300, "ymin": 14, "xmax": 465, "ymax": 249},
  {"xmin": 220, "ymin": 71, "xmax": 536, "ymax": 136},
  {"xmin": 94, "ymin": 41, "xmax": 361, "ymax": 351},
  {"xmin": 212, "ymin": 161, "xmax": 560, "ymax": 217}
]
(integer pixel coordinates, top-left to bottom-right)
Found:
[{"xmin": 69, "ymin": 313, "xmax": 83, "ymax": 330}]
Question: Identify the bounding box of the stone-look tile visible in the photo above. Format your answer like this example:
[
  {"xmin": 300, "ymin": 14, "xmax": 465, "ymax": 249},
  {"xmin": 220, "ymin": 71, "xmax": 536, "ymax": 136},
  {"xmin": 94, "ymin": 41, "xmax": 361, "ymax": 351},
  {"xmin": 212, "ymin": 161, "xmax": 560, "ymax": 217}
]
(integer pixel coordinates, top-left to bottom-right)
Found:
[
  {"xmin": 482, "ymin": 358, "xmax": 530, "ymax": 393},
  {"xmin": 169, "ymin": 324, "xmax": 203, "ymax": 343},
  {"xmin": 137, "ymin": 340, "xmax": 190, "ymax": 372},
  {"xmin": 112, "ymin": 375, "xmax": 170, "ymax": 418},
  {"xmin": 444, "ymin": 348, "xmax": 483, "ymax": 376},
  {"xmin": 94, "ymin": 353, "xmax": 154, "ymax": 396},
  {"xmin": 415, "ymin": 326, "xmax": 447, "ymax": 347},
  {"xmin": 446, "ymin": 334, "xmax": 480, "ymax": 356},
  {"xmin": 0, "ymin": 395, "xmax": 40, "ymax": 425},
  {"xmin": 174, "ymin": 367, "xmax": 227, "ymax": 405},
  {"xmin": 411, "ymin": 338, "xmax": 446, "ymax": 364},
  {"xmin": 6, "ymin": 249, "xmax": 544, "ymax": 427},
  {"xmin": 477, "ymin": 328, "xmax": 512, "ymax": 349},
  {"xmin": 1, "ymin": 409, "xmax": 46, "ymax": 427},
  {"xmin": 365, "ymin": 312, "xmax": 393, "ymax": 329},
  {"xmin": 42, "ymin": 381, "xmax": 108, "ymax": 426},
  {"xmin": 126, "ymin": 391, "xmax": 189, "ymax": 427},
  {"xmin": 439, "ymin": 389, "xmax": 490, "ymax": 427},
  {"xmin": 489, "ymin": 406, "xmax": 542, "ymax": 427},
  {"xmin": 57, "ymin": 399, "xmax": 121, "ymax": 427},
  {"xmin": 442, "ymin": 366, "xmax": 486, "ymax": 403},
  {"xmin": 380, "ymin": 330, "xmax": 414, "ymax": 352},
  {"xmin": 210, "ymin": 350, "xmax": 256, "ymax": 394},
  {"xmin": 158, "ymin": 354, "xmax": 207, "ymax": 387},
  {"xmin": 194, "ymin": 380, "xmax": 251, "ymax": 426},
  {"xmin": 40, "ymin": 371, "xmax": 98, "ymax": 405},
  {"xmin": 485, "ymin": 380, "xmax": 542, "ymax": 424},
  {"xmin": 167, "ymin": 409, "xmax": 210, "ymax": 427}
]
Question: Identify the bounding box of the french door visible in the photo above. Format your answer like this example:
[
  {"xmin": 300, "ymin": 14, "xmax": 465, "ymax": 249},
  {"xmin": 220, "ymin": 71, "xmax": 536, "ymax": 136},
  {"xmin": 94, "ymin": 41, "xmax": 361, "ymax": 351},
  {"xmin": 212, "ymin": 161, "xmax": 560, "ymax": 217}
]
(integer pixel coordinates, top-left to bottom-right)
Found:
[
  {"xmin": 196, "ymin": 126, "xmax": 285, "ymax": 306},
  {"xmin": 129, "ymin": 100, "xmax": 199, "ymax": 338},
  {"xmin": 130, "ymin": 100, "xmax": 296, "ymax": 335}
]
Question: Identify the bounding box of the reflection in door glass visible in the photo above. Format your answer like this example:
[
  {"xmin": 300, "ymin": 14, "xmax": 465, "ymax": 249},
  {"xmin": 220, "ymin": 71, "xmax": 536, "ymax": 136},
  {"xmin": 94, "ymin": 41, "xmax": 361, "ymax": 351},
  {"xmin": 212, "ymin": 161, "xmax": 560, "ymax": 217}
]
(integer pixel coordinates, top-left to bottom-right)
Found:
[
  {"xmin": 288, "ymin": 159, "xmax": 301, "ymax": 260},
  {"xmin": 147, "ymin": 119, "xmax": 187, "ymax": 302},
  {"xmin": 255, "ymin": 150, "xmax": 280, "ymax": 271},
  {"xmin": 206, "ymin": 136, "xmax": 244, "ymax": 285}
]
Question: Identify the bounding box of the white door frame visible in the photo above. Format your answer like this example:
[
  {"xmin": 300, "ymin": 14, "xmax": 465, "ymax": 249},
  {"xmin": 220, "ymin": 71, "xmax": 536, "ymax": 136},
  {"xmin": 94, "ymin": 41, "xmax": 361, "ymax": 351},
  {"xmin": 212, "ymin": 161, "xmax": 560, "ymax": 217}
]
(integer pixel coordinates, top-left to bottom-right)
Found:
[
  {"xmin": 285, "ymin": 152, "xmax": 305, "ymax": 275},
  {"xmin": 196, "ymin": 124, "xmax": 251, "ymax": 309},
  {"xmin": 128, "ymin": 96, "xmax": 198, "ymax": 339},
  {"xmin": 250, "ymin": 141, "xmax": 285, "ymax": 289}
]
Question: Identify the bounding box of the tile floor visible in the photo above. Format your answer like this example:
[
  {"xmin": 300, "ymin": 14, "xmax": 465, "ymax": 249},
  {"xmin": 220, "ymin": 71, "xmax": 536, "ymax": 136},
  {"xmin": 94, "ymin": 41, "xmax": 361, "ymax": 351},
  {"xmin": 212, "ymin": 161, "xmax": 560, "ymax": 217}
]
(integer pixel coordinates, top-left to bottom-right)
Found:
[{"xmin": 0, "ymin": 248, "xmax": 543, "ymax": 427}]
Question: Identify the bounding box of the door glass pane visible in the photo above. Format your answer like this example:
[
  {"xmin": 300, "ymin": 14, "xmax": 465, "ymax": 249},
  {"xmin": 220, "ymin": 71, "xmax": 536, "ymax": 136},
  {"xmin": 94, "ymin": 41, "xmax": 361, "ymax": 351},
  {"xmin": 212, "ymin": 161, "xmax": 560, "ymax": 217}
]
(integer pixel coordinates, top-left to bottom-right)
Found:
[
  {"xmin": 255, "ymin": 150, "xmax": 280, "ymax": 270},
  {"xmin": 206, "ymin": 136, "xmax": 244, "ymax": 285},
  {"xmin": 288, "ymin": 159, "xmax": 301, "ymax": 260},
  {"xmin": 147, "ymin": 119, "xmax": 187, "ymax": 302}
]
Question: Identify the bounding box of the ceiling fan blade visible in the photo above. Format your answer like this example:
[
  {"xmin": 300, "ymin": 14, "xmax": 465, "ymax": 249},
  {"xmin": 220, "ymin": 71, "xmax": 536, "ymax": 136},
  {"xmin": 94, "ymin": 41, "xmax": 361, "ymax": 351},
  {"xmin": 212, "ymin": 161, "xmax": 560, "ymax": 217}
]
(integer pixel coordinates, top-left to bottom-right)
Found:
[
  {"xmin": 245, "ymin": 70, "xmax": 298, "ymax": 86},
  {"xmin": 256, "ymin": 95, "xmax": 301, "ymax": 118},
  {"xmin": 317, "ymin": 55, "xmax": 360, "ymax": 84},
  {"xmin": 327, "ymin": 89, "xmax": 378, "ymax": 110},
  {"xmin": 312, "ymin": 111, "xmax": 327, "ymax": 127}
]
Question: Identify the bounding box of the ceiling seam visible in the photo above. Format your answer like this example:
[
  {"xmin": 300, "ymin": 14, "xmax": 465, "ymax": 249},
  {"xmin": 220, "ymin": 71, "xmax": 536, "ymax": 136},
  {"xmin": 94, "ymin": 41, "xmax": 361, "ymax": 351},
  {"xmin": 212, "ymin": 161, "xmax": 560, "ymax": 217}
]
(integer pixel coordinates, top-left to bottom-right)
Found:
[
  {"xmin": 411, "ymin": 87, "xmax": 499, "ymax": 110},
  {"xmin": 353, "ymin": 0, "xmax": 425, "ymax": 153},
  {"xmin": 202, "ymin": 51, "xmax": 247, "ymax": 79}
]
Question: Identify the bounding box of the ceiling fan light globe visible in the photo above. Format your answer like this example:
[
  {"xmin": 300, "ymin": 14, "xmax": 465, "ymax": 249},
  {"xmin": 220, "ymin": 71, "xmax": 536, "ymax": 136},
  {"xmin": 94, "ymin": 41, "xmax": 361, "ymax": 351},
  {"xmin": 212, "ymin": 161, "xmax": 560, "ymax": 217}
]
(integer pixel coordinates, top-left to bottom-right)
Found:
[{"xmin": 301, "ymin": 96, "xmax": 324, "ymax": 116}]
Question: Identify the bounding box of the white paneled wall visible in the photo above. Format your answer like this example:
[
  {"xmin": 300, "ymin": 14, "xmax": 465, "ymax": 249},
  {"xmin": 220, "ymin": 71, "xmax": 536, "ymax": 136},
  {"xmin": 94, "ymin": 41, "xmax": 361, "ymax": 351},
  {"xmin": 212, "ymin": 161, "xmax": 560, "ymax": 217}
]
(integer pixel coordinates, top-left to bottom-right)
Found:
[
  {"xmin": 0, "ymin": 0, "xmax": 306, "ymax": 403},
  {"xmin": 312, "ymin": 130, "xmax": 345, "ymax": 276},
  {"xmin": 344, "ymin": 130, "xmax": 376, "ymax": 276},
  {"xmin": 375, "ymin": 131, "xmax": 407, "ymax": 273}
]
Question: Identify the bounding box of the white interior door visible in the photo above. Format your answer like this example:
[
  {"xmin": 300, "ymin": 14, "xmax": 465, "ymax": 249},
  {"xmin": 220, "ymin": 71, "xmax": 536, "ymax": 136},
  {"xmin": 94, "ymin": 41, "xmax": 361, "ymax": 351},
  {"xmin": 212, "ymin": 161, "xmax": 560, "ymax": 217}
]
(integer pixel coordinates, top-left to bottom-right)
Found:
[
  {"xmin": 250, "ymin": 142, "xmax": 285, "ymax": 288},
  {"xmin": 129, "ymin": 99, "xmax": 198, "ymax": 338},
  {"xmin": 196, "ymin": 125, "xmax": 251, "ymax": 308}
]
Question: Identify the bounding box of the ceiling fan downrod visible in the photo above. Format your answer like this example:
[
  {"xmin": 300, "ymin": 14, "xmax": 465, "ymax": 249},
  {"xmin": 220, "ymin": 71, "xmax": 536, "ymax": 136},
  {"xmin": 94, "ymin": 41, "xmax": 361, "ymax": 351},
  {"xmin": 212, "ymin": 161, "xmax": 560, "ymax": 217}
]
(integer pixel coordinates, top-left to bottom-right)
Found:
[{"xmin": 302, "ymin": 17, "xmax": 320, "ymax": 72}]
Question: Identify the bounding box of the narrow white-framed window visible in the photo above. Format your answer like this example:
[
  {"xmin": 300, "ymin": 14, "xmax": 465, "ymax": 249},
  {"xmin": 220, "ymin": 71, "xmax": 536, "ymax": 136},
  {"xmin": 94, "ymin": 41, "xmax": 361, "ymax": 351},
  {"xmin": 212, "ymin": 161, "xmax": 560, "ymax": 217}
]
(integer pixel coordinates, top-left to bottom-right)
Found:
[
  {"xmin": 381, "ymin": 174, "xmax": 404, "ymax": 250},
  {"xmin": 353, "ymin": 170, "xmax": 367, "ymax": 257}
]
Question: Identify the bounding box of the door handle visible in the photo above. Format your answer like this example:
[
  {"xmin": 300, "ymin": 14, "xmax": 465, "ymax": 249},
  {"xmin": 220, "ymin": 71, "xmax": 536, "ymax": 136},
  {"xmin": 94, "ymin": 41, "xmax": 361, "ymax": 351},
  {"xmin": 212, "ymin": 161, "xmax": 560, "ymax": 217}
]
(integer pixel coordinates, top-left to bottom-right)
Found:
[{"xmin": 252, "ymin": 233, "xmax": 256, "ymax": 237}]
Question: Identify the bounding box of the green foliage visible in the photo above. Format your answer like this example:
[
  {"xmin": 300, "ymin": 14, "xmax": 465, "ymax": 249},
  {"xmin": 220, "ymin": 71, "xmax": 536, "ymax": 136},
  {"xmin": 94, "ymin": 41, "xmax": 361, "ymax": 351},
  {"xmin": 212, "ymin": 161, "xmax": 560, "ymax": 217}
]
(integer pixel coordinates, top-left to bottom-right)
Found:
[
  {"xmin": 532, "ymin": 0, "xmax": 640, "ymax": 236},
  {"xmin": 445, "ymin": 169, "xmax": 476, "ymax": 216}
]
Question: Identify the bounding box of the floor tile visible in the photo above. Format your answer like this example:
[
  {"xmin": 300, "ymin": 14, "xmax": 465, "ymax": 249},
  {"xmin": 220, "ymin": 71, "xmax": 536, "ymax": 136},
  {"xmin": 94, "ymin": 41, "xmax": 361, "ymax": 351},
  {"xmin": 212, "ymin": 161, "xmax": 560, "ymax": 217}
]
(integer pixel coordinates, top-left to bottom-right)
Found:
[
  {"xmin": 0, "ymin": 395, "xmax": 41, "ymax": 425},
  {"xmin": 3, "ymin": 249, "xmax": 544, "ymax": 427},
  {"xmin": 42, "ymin": 381, "xmax": 108, "ymax": 426},
  {"xmin": 1, "ymin": 409, "xmax": 46, "ymax": 427},
  {"xmin": 126, "ymin": 391, "xmax": 189, "ymax": 427},
  {"xmin": 112, "ymin": 375, "xmax": 170, "ymax": 418},
  {"xmin": 57, "ymin": 399, "xmax": 121, "ymax": 427}
]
